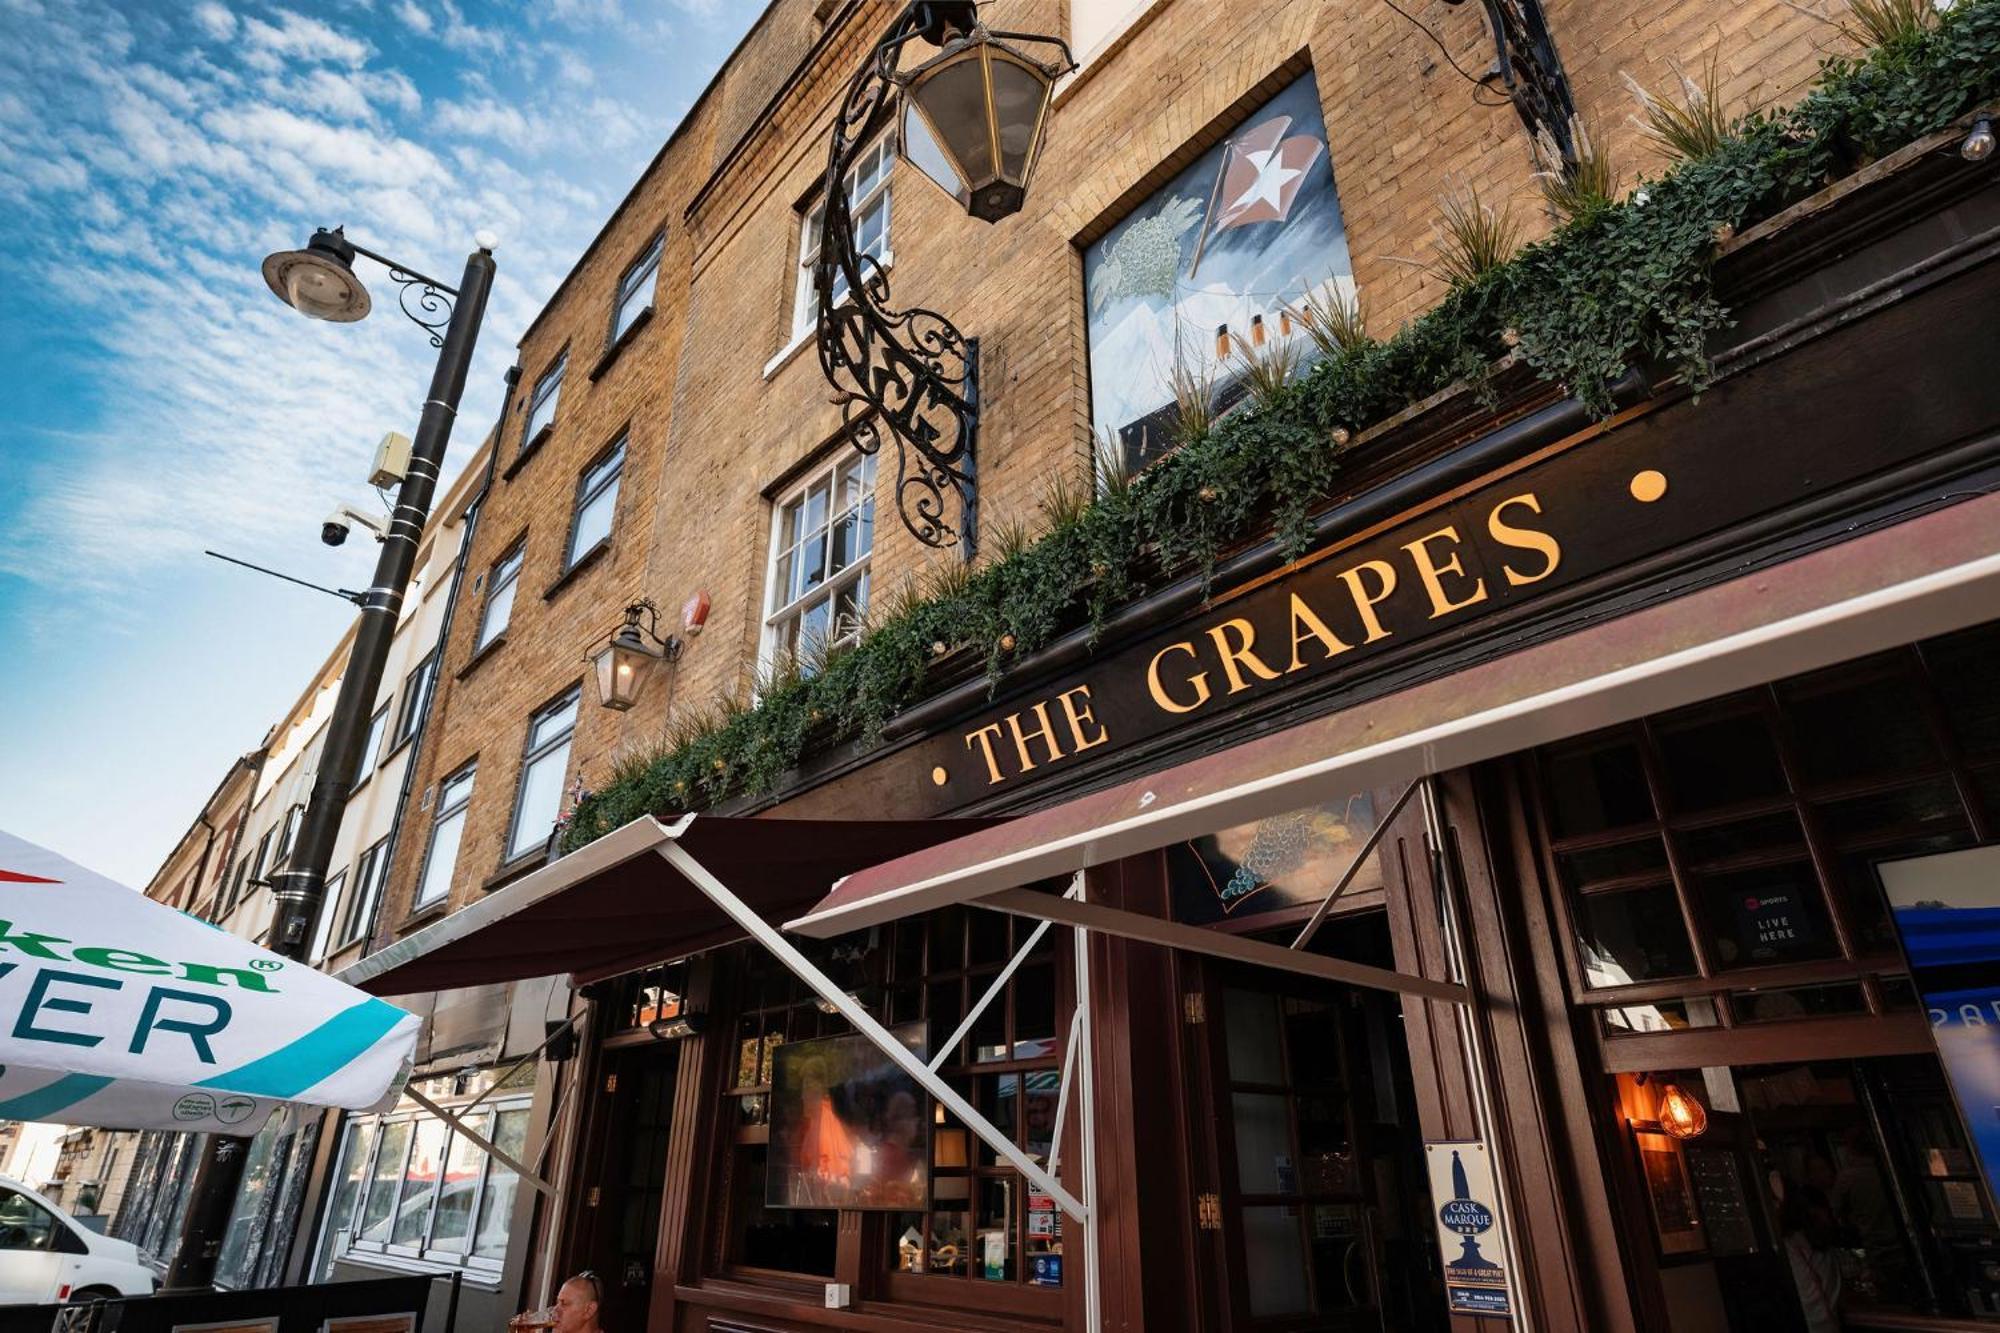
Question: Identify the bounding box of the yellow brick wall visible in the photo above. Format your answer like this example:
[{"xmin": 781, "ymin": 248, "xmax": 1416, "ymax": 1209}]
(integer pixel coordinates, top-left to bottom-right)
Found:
[{"xmin": 376, "ymin": 0, "xmax": 1869, "ymax": 936}]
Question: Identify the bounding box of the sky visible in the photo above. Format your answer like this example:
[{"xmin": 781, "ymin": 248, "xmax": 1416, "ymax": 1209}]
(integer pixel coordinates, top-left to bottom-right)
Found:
[{"xmin": 0, "ymin": 0, "xmax": 763, "ymax": 886}]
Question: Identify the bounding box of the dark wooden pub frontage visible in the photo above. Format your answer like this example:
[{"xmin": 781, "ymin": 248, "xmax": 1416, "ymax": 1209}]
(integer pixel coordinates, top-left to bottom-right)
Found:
[{"xmin": 350, "ymin": 132, "xmax": 2000, "ymax": 1333}]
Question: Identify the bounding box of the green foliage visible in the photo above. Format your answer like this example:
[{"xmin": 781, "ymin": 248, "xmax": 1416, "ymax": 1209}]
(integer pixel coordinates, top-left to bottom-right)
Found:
[
  {"xmin": 1843, "ymin": 0, "xmax": 1941, "ymax": 48},
  {"xmin": 1431, "ymin": 181, "xmax": 1523, "ymax": 287},
  {"xmin": 1627, "ymin": 52, "xmax": 1738, "ymax": 164},
  {"xmin": 1535, "ymin": 116, "xmax": 1619, "ymax": 223},
  {"xmin": 562, "ymin": 2, "xmax": 2000, "ymax": 852}
]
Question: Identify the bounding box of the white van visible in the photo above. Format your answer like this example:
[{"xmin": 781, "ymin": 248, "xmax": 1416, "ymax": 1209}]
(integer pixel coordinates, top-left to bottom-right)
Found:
[{"xmin": 0, "ymin": 1175, "xmax": 157, "ymax": 1306}]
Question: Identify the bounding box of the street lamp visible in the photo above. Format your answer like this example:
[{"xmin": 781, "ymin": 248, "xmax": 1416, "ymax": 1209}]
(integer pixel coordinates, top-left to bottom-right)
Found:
[
  {"xmin": 814, "ymin": 1, "xmax": 1072, "ymax": 556},
  {"xmin": 588, "ymin": 600, "xmax": 682, "ymax": 711},
  {"xmin": 166, "ymin": 225, "xmax": 494, "ymax": 1293}
]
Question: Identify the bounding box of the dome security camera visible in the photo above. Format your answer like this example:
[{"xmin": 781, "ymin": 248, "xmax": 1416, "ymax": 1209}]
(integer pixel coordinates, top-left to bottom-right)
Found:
[{"xmin": 322, "ymin": 503, "xmax": 390, "ymax": 547}]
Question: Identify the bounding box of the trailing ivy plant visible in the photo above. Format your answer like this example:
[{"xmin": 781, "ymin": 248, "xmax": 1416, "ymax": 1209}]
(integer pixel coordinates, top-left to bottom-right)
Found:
[{"xmin": 564, "ymin": 0, "xmax": 2000, "ymax": 851}]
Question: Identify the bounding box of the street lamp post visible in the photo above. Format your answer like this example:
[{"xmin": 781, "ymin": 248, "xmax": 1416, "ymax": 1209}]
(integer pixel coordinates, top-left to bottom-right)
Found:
[{"xmin": 163, "ymin": 227, "xmax": 494, "ymax": 1291}]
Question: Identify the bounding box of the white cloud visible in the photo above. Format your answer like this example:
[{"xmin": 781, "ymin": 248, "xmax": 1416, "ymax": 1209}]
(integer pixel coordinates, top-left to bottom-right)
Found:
[
  {"xmin": 391, "ymin": 0, "xmax": 433, "ymax": 36},
  {"xmin": 192, "ymin": 1, "xmax": 236, "ymax": 41},
  {"xmin": 240, "ymin": 8, "xmax": 374, "ymax": 72}
]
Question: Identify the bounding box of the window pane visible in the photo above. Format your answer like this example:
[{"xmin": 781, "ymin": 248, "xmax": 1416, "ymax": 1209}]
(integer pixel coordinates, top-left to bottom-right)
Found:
[
  {"xmin": 327, "ymin": 1120, "xmax": 375, "ymax": 1243},
  {"xmin": 509, "ymin": 739, "xmax": 573, "ymax": 860},
  {"xmin": 391, "ymin": 1119, "xmax": 446, "ymax": 1247},
  {"xmin": 309, "ymin": 872, "xmax": 345, "ymax": 962},
  {"xmin": 440, "ymin": 766, "xmax": 475, "ymax": 812},
  {"xmin": 1223, "ymin": 988, "xmax": 1286, "ymax": 1084},
  {"xmin": 1234, "ymin": 1091, "xmax": 1295, "ymax": 1193},
  {"xmin": 416, "ymin": 808, "xmax": 467, "ymax": 907},
  {"xmin": 1784, "ymin": 667, "xmax": 1941, "ymax": 784},
  {"xmin": 429, "ymin": 1116, "xmax": 489, "ymax": 1254},
  {"xmin": 1558, "ymin": 836, "xmax": 1669, "ymax": 890},
  {"xmin": 530, "ymin": 694, "xmax": 580, "ymax": 749},
  {"xmin": 1543, "ymin": 737, "xmax": 1654, "ymax": 836},
  {"xmin": 473, "ymin": 1109, "xmax": 528, "ymax": 1259},
  {"xmin": 1242, "ymin": 1205, "xmax": 1312, "ymax": 1316},
  {"xmin": 1576, "ymin": 887, "xmax": 1697, "ymax": 987},
  {"xmin": 477, "ymin": 576, "xmax": 517, "ymax": 650},
  {"xmin": 1695, "ymin": 860, "xmax": 1836, "ymax": 969},
  {"xmin": 1655, "ymin": 707, "xmax": 1786, "ymax": 811},
  {"xmin": 569, "ymin": 478, "xmax": 620, "ymax": 561},
  {"xmin": 359, "ymin": 1120, "xmax": 411, "ymax": 1243}
]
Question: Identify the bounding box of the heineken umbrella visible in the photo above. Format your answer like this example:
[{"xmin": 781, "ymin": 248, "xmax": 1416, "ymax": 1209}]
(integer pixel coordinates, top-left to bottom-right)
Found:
[{"xmin": 0, "ymin": 831, "xmax": 419, "ymax": 1135}]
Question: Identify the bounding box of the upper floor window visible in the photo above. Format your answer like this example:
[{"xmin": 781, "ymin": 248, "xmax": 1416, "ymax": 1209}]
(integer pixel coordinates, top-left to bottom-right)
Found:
[
  {"xmin": 353, "ymin": 705, "xmax": 390, "ymax": 791},
  {"xmin": 565, "ymin": 438, "xmax": 625, "ymax": 569},
  {"xmin": 523, "ymin": 354, "xmax": 566, "ymax": 449},
  {"xmin": 476, "ymin": 543, "xmax": 525, "ymax": 652},
  {"xmin": 341, "ymin": 836, "xmax": 392, "ymax": 950},
  {"xmin": 307, "ymin": 869, "xmax": 347, "ymax": 965},
  {"xmin": 791, "ymin": 136, "xmax": 894, "ymax": 343},
  {"xmin": 507, "ymin": 687, "xmax": 580, "ymax": 863},
  {"xmin": 392, "ymin": 652, "xmax": 436, "ymax": 749},
  {"xmin": 612, "ymin": 233, "xmax": 663, "ymax": 344},
  {"xmin": 414, "ymin": 762, "xmax": 476, "ymax": 910},
  {"xmin": 274, "ymin": 803, "xmax": 305, "ymax": 866},
  {"xmin": 763, "ymin": 451, "xmax": 876, "ymax": 668}
]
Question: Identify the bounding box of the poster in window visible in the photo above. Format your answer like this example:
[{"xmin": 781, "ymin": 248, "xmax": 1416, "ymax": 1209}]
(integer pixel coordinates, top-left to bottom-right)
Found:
[
  {"xmin": 1878, "ymin": 843, "xmax": 2000, "ymax": 1219},
  {"xmin": 767, "ymin": 1023, "xmax": 928, "ymax": 1210},
  {"xmin": 1168, "ymin": 793, "xmax": 1381, "ymax": 926},
  {"xmin": 1083, "ymin": 71, "xmax": 1355, "ymax": 475}
]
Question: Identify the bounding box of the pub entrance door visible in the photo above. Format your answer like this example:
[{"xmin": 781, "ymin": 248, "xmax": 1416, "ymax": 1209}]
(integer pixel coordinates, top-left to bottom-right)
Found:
[
  {"xmin": 1185, "ymin": 911, "xmax": 1448, "ymax": 1332},
  {"xmin": 568, "ymin": 1039, "xmax": 679, "ymax": 1328}
]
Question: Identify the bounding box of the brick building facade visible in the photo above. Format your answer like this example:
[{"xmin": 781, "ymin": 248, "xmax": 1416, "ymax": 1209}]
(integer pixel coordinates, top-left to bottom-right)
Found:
[{"xmin": 342, "ymin": 3, "xmax": 2000, "ymax": 1330}]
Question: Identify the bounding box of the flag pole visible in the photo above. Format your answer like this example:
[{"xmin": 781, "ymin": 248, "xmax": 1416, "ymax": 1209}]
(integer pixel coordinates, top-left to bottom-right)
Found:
[{"xmin": 1187, "ymin": 135, "xmax": 1234, "ymax": 281}]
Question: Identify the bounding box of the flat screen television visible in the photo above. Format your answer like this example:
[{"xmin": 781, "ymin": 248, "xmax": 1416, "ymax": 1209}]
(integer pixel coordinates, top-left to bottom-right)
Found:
[{"xmin": 766, "ymin": 1022, "xmax": 928, "ymax": 1210}]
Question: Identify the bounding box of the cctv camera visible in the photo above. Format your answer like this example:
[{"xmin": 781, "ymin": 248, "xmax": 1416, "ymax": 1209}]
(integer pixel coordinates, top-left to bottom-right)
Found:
[{"xmin": 322, "ymin": 503, "xmax": 389, "ymax": 547}]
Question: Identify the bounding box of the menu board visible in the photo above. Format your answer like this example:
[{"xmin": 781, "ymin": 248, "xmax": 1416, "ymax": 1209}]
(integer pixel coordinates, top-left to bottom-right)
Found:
[{"xmin": 1686, "ymin": 1148, "xmax": 1757, "ymax": 1256}]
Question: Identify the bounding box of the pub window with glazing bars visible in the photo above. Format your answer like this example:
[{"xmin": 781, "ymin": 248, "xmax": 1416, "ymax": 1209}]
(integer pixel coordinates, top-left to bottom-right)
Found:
[
  {"xmin": 790, "ymin": 134, "xmax": 893, "ymax": 343},
  {"xmin": 716, "ymin": 907, "xmax": 1065, "ymax": 1291},
  {"xmin": 760, "ymin": 450, "xmax": 875, "ymax": 675},
  {"xmin": 1533, "ymin": 622, "xmax": 2000, "ymax": 1033}
]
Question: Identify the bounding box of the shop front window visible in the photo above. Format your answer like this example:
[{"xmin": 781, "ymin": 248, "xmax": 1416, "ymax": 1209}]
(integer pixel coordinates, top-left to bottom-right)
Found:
[
  {"xmin": 712, "ymin": 911, "xmax": 1070, "ymax": 1296},
  {"xmin": 320, "ymin": 1066, "xmax": 534, "ymax": 1278}
]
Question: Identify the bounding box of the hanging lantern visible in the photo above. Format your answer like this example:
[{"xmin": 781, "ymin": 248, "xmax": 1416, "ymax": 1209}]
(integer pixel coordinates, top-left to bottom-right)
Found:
[
  {"xmin": 897, "ymin": 9, "xmax": 1073, "ymax": 223},
  {"xmin": 1656, "ymin": 1081, "xmax": 1708, "ymax": 1140},
  {"xmin": 587, "ymin": 600, "xmax": 680, "ymax": 711}
]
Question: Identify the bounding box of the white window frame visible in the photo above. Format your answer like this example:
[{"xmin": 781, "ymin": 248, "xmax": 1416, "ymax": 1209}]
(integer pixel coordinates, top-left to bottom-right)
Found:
[
  {"xmin": 322, "ymin": 1092, "xmax": 532, "ymax": 1278},
  {"xmin": 758, "ymin": 450, "xmax": 877, "ymax": 678},
  {"xmin": 353, "ymin": 705, "xmax": 390, "ymax": 791},
  {"xmin": 308, "ymin": 869, "xmax": 347, "ymax": 965},
  {"xmin": 392, "ymin": 653, "xmax": 436, "ymax": 748},
  {"xmin": 475, "ymin": 543, "xmax": 525, "ymax": 652},
  {"xmin": 522, "ymin": 354, "xmax": 565, "ymax": 451},
  {"xmin": 341, "ymin": 836, "xmax": 391, "ymax": 949},
  {"xmin": 413, "ymin": 763, "xmax": 476, "ymax": 910},
  {"xmin": 505, "ymin": 687, "xmax": 579, "ymax": 863},
  {"xmin": 564, "ymin": 438, "xmax": 625, "ymax": 570},
  {"xmin": 611, "ymin": 232, "xmax": 663, "ymax": 345},
  {"xmin": 789, "ymin": 134, "xmax": 895, "ymax": 344}
]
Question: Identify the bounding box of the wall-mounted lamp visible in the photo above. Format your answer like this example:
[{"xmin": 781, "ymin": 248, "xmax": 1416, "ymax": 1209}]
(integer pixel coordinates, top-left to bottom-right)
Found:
[
  {"xmin": 1656, "ymin": 1081, "xmax": 1709, "ymax": 1140},
  {"xmin": 587, "ymin": 599, "xmax": 681, "ymax": 711},
  {"xmin": 648, "ymin": 1012, "xmax": 707, "ymax": 1041}
]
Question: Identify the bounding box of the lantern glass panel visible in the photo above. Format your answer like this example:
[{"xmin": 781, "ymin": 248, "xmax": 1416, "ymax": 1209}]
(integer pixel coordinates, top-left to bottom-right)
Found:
[
  {"xmin": 908, "ymin": 52, "xmax": 995, "ymax": 190},
  {"xmin": 988, "ymin": 52, "xmax": 1050, "ymax": 181},
  {"xmin": 901, "ymin": 99, "xmax": 968, "ymax": 207}
]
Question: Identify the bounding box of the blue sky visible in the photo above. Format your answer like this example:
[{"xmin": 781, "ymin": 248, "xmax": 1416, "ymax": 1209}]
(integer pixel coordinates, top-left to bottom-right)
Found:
[{"xmin": 0, "ymin": 0, "xmax": 761, "ymax": 885}]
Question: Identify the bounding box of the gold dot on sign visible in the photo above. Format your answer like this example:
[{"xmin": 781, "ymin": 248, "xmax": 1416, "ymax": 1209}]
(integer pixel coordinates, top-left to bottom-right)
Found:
[
  {"xmin": 1629, "ymin": 469, "xmax": 1668, "ymax": 503},
  {"xmin": 930, "ymin": 766, "xmax": 948, "ymax": 787}
]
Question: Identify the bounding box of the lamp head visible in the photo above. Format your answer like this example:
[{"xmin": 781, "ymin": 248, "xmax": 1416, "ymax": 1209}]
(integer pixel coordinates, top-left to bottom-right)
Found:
[
  {"xmin": 262, "ymin": 227, "xmax": 371, "ymax": 322},
  {"xmin": 896, "ymin": 19, "xmax": 1072, "ymax": 224},
  {"xmin": 1962, "ymin": 117, "xmax": 1996, "ymax": 164}
]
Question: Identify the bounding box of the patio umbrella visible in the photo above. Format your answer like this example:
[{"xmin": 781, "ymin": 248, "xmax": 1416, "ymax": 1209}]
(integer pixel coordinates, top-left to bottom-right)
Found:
[{"xmin": 0, "ymin": 831, "xmax": 419, "ymax": 1135}]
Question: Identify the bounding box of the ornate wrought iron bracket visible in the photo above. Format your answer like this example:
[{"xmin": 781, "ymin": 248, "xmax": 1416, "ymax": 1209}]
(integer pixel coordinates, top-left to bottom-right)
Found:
[
  {"xmin": 1471, "ymin": 0, "xmax": 1579, "ymax": 170},
  {"xmin": 349, "ymin": 237, "xmax": 461, "ymax": 348},
  {"xmin": 814, "ymin": 2, "xmax": 983, "ymax": 556}
]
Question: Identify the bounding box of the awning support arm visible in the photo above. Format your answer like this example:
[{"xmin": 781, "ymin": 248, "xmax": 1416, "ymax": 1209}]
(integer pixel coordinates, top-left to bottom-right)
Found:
[
  {"xmin": 1046, "ymin": 1002, "xmax": 1085, "ymax": 1178},
  {"xmin": 656, "ymin": 841, "xmax": 1091, "ymax": 1223},
  {"xmin": 933, "ymin": 878, "xmax": 1079, "ymax": 1073},
  {"xmin": 441, "ymin": 1010, "xmax": 583, "ymax": 1126},
  {"xmin": 978, "ymin": 887, "xmax": 1471, "ymax": 1006},
  {"xmin": 405, "ymin": 1085, "xmax": 557, "ymax": 1199},
  {"xmin": 1289, "ymin": 780, "xmax": 1420, "ymax": 951}
]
